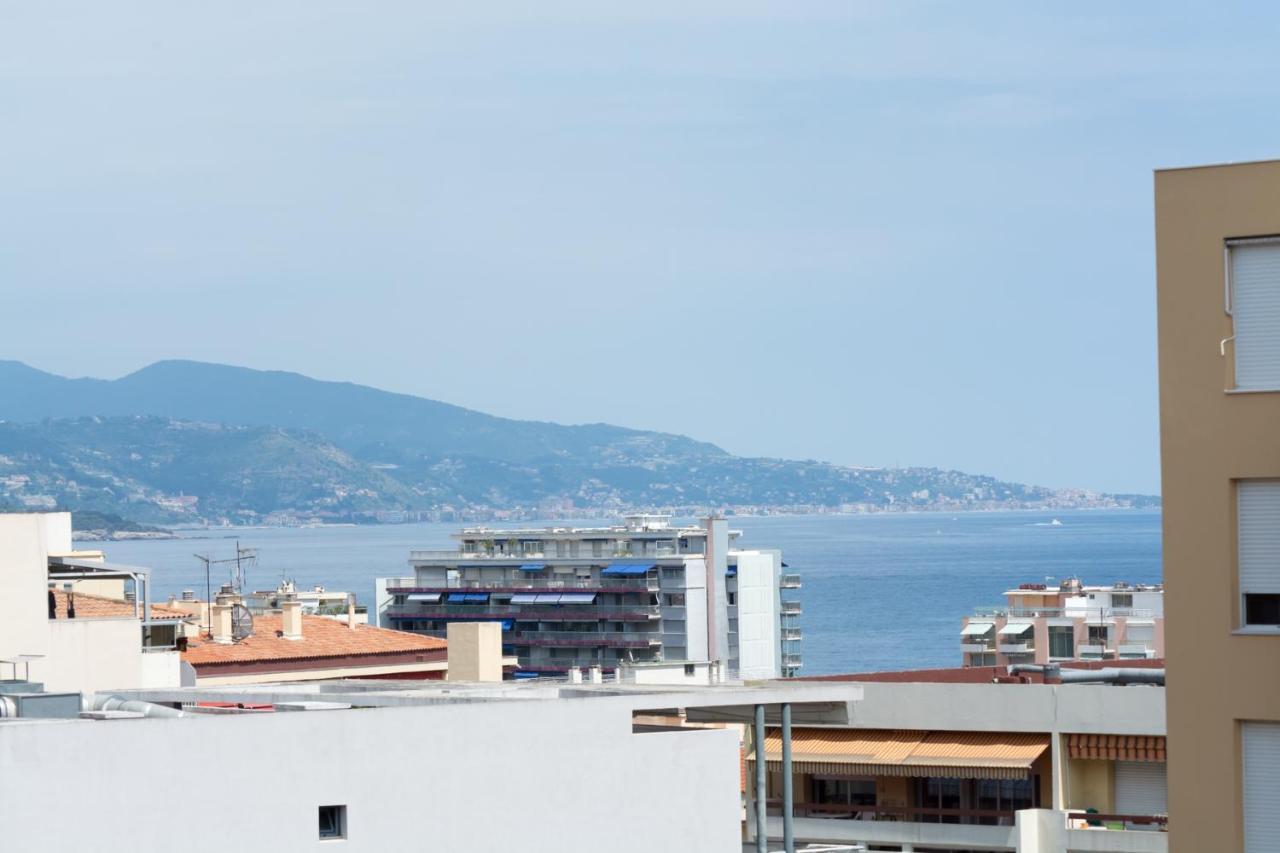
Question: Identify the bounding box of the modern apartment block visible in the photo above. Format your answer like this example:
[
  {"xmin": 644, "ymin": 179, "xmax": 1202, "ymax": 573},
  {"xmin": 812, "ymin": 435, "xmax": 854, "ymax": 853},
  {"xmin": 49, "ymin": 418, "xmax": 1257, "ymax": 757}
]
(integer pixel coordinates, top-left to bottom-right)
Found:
[
  {"xmin": 1156, "ymin": 159, "xmax": 1280, "ymax": 853},
  {"xmin": 376, "ymin": 515, "xmax": 803, "ymax": 678},
  {"xmin": 961, "ymin": 578, "xmax": 1165, "ymax": 667}
]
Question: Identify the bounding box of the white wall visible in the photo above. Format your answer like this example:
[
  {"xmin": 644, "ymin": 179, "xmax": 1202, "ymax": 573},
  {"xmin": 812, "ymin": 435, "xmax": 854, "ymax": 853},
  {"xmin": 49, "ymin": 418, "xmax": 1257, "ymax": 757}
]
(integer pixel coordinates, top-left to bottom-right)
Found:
[
  {"xmin": 36, "ymin": 619, "xmax": 179, "ymax": 693},
  {"xmin": 683, "ymin": 556, "xmax": 709, "ymax": 662},
  {"xmin": 735, "ymin": 550, "xmax": 781, "ymax": 679},
  {"xmin": 0, "ymin": 695, "xmax": 743, "ymax": 853},
  {"xmin": 0, "ymin": 512, "xmax": 70, "ymax": 665}
]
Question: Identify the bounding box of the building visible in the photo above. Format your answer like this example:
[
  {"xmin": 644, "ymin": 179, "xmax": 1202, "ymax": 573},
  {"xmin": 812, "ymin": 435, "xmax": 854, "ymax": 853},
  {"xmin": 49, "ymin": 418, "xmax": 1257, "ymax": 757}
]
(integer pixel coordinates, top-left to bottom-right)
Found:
[
  {"xmin": 0, "ymin": 670, "xmax": 861, "ymax": 853},
  {"xmin": 961, "ymin": 578, "xmax": 1165, "ymax": 667},
  {"xmin": 1155, "ymin": 159, "xmax": 1280, "ymax": 853},
  {"xmin": 0, "ymin": 511, "xmax": 181, "ymax": 693},
  {"xmin": 750, "ymin": 662, "xmax": 1169, "ymax": 853},
  {"xmin": 180, "ymin": 605, "xmax": 453, "ymax": 685},
  {"xmin": 376, "ymin": 515, "xmax": 803, "ymax": 678}
]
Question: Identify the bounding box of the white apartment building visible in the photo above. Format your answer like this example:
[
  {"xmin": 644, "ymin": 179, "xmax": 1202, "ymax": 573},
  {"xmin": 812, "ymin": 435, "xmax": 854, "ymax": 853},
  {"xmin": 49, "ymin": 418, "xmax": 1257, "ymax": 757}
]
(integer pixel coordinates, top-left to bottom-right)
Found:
[
  {"xmin": 961, "ymin": 578, "xmax": 1165, "ymax": 667},
  {"xmin": 0, "ymin": 511, "xmax": 181, "ymax": 693},
  {"xmin": 376, "ymin": 515, "xmax": 803, "ymax": 679}
]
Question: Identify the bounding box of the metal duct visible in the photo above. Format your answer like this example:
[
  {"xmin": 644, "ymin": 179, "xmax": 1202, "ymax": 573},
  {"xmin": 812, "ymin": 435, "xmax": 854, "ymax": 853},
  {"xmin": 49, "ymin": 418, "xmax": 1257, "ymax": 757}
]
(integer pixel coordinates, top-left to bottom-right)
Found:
[
  {"xmin": 84, "ymin": 694, "xmax": 186, "ymax": 718},
  {"xmin": 1005, "ymin": 664, "xmax": 1164, "ymax": 686}
]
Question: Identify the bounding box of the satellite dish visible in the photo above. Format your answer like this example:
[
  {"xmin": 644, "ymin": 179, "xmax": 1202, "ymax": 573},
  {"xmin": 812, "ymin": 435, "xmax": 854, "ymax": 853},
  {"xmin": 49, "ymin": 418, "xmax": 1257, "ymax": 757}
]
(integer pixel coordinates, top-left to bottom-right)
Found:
[{"xmin": 230, "ymin": 604, "xmax": 254, "ymax": 641}]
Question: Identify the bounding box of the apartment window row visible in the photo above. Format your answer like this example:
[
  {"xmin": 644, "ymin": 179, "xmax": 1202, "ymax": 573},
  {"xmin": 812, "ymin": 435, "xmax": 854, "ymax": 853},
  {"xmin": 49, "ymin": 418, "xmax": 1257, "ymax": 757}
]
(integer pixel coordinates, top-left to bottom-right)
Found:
[{"xmin": 1227, "ymin": 238, "xmax": 1280, "ymax": 391}]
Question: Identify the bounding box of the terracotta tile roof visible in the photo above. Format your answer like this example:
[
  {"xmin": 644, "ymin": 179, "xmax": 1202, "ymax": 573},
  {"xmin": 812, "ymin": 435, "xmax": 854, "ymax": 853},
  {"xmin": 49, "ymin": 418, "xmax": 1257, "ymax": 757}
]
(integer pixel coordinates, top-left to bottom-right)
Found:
[
  {"xmin": 182, "ymin": 614, "xmax": 446, "ymax": 668},
  {"xmin": 754, "ymin": 728, "xmax": 1049, "ymax": 780},
  {"xmin": 1068, "ymin": 734, "xmax": 1166, "ymax": 762},
  {"xmin": 49, "ymin": 589, "xmax": 191, "ymax": 621}
]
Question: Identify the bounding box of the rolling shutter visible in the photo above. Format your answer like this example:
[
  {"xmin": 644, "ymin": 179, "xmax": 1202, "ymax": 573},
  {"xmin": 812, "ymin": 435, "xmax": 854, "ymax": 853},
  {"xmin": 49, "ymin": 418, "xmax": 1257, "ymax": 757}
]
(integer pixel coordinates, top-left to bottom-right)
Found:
[
  {"xmin": 1239, "ymin": 481, "xmax": 1280, "ymax": 596},
  {"xmin": 1114, "ymin": 761, "xmax": 1167, "ymax": 819},
  {"xmin": 1244, "ymin": 722, "xmax": 1280, "ymax": 853},
  {"xmin": 1231, "ymin": 240, "xmax": 1280, "ymax": 390}
]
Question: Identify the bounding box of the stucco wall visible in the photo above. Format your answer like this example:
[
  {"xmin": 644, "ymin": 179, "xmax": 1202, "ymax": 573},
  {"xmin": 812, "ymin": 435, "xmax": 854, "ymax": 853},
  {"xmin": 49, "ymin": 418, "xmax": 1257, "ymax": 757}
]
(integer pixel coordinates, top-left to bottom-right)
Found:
[
  {"xmin": 0, "ymin": 513, "xmax": 70, "ymax": 664},
  {"xmin": 0, "ymin": 696, "xmax": 742, "ymax": 853},
  {"xmin": 37, "ymin": 618, "xmax": 178, "ymax": 693},
  {"xmin": 735, "ymin": 550, "xmax": 781, "ymax": 679},
  {"xmin": 1155, "ymin": 159, "xmax": 1280, "ymax": 853}
]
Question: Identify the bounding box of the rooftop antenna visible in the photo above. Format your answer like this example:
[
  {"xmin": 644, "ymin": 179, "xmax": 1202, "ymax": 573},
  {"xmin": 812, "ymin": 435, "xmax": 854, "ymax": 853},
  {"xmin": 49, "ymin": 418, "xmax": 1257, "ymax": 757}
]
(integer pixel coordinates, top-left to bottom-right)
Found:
[{"xmin": 192, "ymin": 543, "xmax": 259, "ymax": 637}]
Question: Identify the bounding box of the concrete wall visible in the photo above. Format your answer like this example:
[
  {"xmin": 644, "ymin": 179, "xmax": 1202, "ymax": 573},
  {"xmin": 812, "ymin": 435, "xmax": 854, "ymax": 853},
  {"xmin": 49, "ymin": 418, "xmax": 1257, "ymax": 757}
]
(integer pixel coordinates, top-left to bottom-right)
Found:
[
  {"xmin": 1067, "ymin": 759, "xmax": 1115, "ymax": 814},
  {"xmin": 1155, "ymin": 160, "xmax": 1280, "ymax": 853},
  {"xmin": 735, "ymin": 550, "xmax": 781, "ymax": 679},
  {"xmin": 846, "ymin": 682, "xmax": 1165, "ymax": 736},
  {"xmin": 36, "ymin": 618, "xmax": 179, "ymax": 693},
  {"xmin": 0, "ymin": 696, "xmax": 742, "ymax": 853}
]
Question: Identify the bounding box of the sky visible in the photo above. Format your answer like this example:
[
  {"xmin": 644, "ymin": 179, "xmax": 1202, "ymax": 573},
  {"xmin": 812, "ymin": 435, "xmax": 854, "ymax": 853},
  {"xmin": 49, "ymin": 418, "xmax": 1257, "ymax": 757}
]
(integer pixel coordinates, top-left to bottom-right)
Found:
[{"xmin": 4, "ymin": 2, "xmax": 1280, "ymax": 496}]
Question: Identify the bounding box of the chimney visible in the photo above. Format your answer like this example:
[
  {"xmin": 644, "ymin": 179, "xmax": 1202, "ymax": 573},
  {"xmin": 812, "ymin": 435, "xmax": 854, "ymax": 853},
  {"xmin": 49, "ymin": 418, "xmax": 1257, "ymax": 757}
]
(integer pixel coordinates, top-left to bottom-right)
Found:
[
  {"xmin": 347, "ymin": 593, "xmax": 357, "ymax": 630},
  {"xmin": 567, "ymin": 666, "xmax": 583, "ymax": 684},
  {"xmin": 588, "ymin": 664, "xmax": 603, "ymax": 684},
  {"xmin": 446, "ymin": 622, "xmax": 503, "ymax": 682},
  {"xmin": 211, "ymin": 604, "xmax": 234, "ymax": 644},
  {"xmin": 281, "ymin": 600, "xmax": 304, "ymax": 641}
]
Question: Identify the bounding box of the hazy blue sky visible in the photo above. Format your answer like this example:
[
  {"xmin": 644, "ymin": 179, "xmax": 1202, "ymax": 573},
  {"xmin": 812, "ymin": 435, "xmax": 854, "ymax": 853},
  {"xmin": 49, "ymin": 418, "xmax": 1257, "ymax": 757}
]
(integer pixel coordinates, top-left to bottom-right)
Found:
[{"xmin": 5, "ymin": 3, "xmax": 1279, "ymax": 495}]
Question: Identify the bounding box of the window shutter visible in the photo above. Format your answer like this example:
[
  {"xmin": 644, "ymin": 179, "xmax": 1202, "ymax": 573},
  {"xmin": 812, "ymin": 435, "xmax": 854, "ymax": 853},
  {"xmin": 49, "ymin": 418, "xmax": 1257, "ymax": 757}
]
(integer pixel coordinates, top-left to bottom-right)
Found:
[
  {"xmin": 1231, "ymin": 241, "xmax": 1280, "ymax": 390},
  {"xmin": 1114, "ymin": 761, "xmax": 1167, "ymax": 819},
  {"xmin": 1244, "ymin": 722, "xmax": 1280, "ymax": 853},
  {"xmin": 1239, "ymin": 481, "xmax": 1280, "ymax": 595}
]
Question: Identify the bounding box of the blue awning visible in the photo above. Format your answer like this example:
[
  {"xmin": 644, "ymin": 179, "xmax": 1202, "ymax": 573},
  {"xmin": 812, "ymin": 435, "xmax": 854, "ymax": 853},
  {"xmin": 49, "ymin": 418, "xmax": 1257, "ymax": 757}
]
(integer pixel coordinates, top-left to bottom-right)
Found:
[
  {"xmin": 510, "ymin": 593, "xmax": 538, "ymax": 604},
  {"xmin": 446, "ymin": 593, "xmax": 469, "ymax": 603},
  {"xmin": 519, "ymin": 564, "xmax": 547, "ymax": 572},
  {"xmin": 464, "ymin": 593, "xmax": 489, "ymax": 603},
  {"xmin": 726, "ymin": 564, "xmax": 737, "ymax": 577},
  {"xmin": 601, "ymin": 563, "xmax": 655, "ymax": 577},
  {"xmin": 534, "ymin": 593, "xmax": 562, "ymax": 604},
  {"xmin": 559, "ymin": 593, "xmax": 597, "ymax": 605}
]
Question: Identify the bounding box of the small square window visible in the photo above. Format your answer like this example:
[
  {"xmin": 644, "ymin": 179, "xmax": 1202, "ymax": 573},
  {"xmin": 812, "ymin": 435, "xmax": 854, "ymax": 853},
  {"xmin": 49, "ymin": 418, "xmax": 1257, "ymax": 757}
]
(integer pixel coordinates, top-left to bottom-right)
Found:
[
  {"xmin": 1245, "ymin": 593, "xmax": 1280, "ymax": 627},
  {"xmin": 319, "ymin": 805, "xmax": 346, "ymax": 840},
  {"xmin": 684, "ymin": 663, "xmax": 696, "ymax": 675}
]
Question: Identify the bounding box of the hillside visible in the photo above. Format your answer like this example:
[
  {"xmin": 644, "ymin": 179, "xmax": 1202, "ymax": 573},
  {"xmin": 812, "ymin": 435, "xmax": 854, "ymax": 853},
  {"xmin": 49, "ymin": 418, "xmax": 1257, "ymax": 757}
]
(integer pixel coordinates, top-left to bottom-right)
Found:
[{"xmin": 0, "ymin": 361, "xmax": 1159, "ymax": 523}]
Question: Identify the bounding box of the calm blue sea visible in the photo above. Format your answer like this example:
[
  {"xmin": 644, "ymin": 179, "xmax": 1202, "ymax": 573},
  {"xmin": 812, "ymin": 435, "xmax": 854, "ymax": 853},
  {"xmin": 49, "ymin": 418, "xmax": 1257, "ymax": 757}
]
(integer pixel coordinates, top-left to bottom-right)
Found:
[{"xmin": 85, "ymin": 508, "xmax": 1162, "ymax": 676}]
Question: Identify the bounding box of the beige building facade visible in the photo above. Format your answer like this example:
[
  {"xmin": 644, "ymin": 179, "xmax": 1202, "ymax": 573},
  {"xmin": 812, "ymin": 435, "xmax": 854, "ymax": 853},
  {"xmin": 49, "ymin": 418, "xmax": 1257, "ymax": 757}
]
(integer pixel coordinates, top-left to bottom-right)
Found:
[{"xmin": 1156, "ymin": 159, "xmax": 1280, "ymax": 853}]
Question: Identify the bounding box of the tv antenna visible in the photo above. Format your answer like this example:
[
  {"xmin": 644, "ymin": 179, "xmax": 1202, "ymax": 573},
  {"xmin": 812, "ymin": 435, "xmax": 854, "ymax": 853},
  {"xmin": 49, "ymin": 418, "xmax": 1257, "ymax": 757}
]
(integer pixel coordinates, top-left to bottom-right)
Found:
[
  {"xmin": 230, "ymin": 603, "xmax": 255, "ymax": 641},
  {"xmin": 192, "ymin": 541, "xmax": 258, "ymax": 637}
]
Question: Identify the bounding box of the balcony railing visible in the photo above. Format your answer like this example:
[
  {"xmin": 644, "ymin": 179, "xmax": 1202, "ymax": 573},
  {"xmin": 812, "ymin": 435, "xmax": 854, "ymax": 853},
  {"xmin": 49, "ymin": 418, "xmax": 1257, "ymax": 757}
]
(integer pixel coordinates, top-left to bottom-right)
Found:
[
  {"xmin": 411, "ymin": 547, "xmax": 683, "ymax": 561},
  {"xmin": 509, "ymin": 630, "xmax": 660, "ymax": 649},
  {"xmin": 780, "ymin": 574, "xmax": 802, "ymax": 589},
  {"xmin": 781, "ymin": 628, "xmax": 803, "ymax": 642},
  {"xmin": 781, "ymin": 601, "xmax": 802, "ymax": 616},
  {"xmin": 387, "ymin": 577, "xmax": 659, "ymax": 593},
  {"xmin": 385, "ymin": 604, "xmax": 660, "ymax": 622},
  {"xmin": 961, "ymin": 642, "xmax": 995, "ymax": 653},
  {"xmin": 998, "ymin": 642, "xmax": 1034, "ymax": 654},
  {"xmin": 782, "ymin": 653, "xmax": 803, "ymax": 668},
  {"xmin": 974, "ymin": 606, "xmax": 1157, "ymax": 620}
]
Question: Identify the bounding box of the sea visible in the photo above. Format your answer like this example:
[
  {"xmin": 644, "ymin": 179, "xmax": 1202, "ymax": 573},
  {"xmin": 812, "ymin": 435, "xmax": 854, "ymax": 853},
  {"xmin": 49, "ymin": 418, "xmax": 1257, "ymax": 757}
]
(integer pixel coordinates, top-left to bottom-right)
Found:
[{"xmin": 82, "ymin": 508, "xmax": 1162, "ymax": 676}]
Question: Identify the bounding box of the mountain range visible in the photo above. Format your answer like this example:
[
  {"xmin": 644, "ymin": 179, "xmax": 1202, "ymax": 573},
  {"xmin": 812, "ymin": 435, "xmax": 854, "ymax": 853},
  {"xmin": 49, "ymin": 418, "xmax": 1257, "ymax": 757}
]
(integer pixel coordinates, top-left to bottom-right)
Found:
[{"xmin": 0, "ymin": 360, "xmax": 1158, "ymax": 524}]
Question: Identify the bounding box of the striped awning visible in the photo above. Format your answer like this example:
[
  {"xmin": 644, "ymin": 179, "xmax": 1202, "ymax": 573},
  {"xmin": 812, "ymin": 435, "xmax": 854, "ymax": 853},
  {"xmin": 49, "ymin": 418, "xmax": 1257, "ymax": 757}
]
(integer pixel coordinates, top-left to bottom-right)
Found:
[
  {"xmin": 753, "ymin": 728, "xmax": 1050, "ymax": 781},
  {"xmin": 1068, "ymin": 734, "xmax": 1166, "ymax": 762}
]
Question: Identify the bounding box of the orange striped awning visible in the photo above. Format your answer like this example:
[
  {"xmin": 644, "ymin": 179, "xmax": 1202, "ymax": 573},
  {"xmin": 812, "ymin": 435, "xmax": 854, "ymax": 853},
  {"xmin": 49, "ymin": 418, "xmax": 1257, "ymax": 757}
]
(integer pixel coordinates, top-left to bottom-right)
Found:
[
  {"xmin": 753, "ymin": 728, "xmax": 1049, "ymax": 781},
  {"xmin": 1068, "ymin": 734, "xmax": 1166, "ymax": 762}
]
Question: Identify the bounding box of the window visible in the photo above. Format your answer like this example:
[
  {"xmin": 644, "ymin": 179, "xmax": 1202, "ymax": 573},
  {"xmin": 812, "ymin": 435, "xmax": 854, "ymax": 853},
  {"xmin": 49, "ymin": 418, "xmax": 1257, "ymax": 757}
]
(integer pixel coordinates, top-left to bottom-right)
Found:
[
  {"xmin": 661, "ymin": 567, "xmax": 684, "ymax": 580},
  {"xmin": 1048, "ymin": 625, "xmax": 1075, "ymax": 659},
  {"xmin": 812, "ymin": 777, "xmax": 876, "ymax": 807},
  {"xmin": 1240, "ymin": 481, "xmax": 1280, "ymax": 627},
  {"xmin": 318, "ymin": 805, "xmax": 346, "ymax": 840},
  {"xmin": 1244, "ymin": 722, "xmax": 1280, "ymax": 853},
  {"xmin": 1087, "ymin": 625, "xmax": 1110, "ymax": 647},
  {"xmin": 684, "ymin": 663, "xmax": 696, "ymax": 676},
  {"xmin": 1111, "ymin": 592, "xmax": 1133, "ymax": 610},
  {"xmin": 727, "ymin": 592, "xmax": 737, "ymax": 606},
  {"xmin": 1228, "ymin": 239, "xmax": 1280, "ymax": 391},
  {"xmin": 664, "ymin": 593, "xmax": 685, "ymax": 607}
]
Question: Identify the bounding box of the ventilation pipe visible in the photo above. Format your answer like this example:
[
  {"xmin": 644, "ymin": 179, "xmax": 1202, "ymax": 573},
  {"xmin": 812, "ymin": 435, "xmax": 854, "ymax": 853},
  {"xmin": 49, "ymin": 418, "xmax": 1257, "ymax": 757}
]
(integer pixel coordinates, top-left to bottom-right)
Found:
[
  {"xmin": 83, "ymin": 694, "xmax": 186, "ymax": 718},
  {"xmin": 1006, "ymin": 664, "xmax": 1165, "ymax": 686}
]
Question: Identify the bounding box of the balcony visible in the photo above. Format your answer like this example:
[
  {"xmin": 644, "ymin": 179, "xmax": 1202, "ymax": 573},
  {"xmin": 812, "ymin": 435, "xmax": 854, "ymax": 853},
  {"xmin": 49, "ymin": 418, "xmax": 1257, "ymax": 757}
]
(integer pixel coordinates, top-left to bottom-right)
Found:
[
  {"xmin": 387, "ymin": 577, "xmax": 659, "ymax": 594},
  {"xmin": 998, "ymin": 642, "xmax": 1034, "ymax": 654},
  {"xmin": 780, "ymin": 574, "xmax": 802, "ymax": 589},
  {"xmin": 974, "ymin": 606, "xmax": 1157, "ymax": 620},
  {"xmin": 1118, "ymin": 643, "xmax": 1156, "ymax": 659},
  {"xmin": 1079, "ymin": 643, "xmax": 1111, "ymax": 660},
  {"xmin": 961, "ymin": 642, "xmax": 995, "ymax": 653},
  {"xmin": 413, "ymin": 546, "xmax": 683, "ymax": 561},
  {"xmin": 782, "ymin": 653, "xmax": 803, "ymax": 669},
  {"xmin": 781, "ymin": 627, "xmax": 803, "ymax": 642},
  {"xmin": 385, "ymin": 604, "xmax": 660, "ymax": 622},
  {"xmin": 508, "ymin": 630, "xmax": 661, "ymax": 649},
  {"xmin": 781, "ymin": 600, "xmax": 802, "ymax": 616}
]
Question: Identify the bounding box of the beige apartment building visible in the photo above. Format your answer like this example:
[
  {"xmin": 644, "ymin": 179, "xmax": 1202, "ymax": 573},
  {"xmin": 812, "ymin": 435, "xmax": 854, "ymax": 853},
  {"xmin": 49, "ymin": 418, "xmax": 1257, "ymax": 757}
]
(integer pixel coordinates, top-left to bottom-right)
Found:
[{"xmin": 1156, "ymin": 159, "xmax": 1280, "ymax": 853}]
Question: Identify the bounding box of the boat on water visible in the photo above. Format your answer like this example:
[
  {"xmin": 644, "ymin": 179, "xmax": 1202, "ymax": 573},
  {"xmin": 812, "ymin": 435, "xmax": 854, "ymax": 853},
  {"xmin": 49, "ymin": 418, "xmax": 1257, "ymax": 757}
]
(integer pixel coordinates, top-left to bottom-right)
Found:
[{"xmin": 1049, "ymin": 518, "xmax": 1063, "ymax": 526}]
